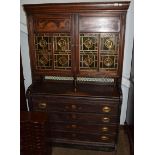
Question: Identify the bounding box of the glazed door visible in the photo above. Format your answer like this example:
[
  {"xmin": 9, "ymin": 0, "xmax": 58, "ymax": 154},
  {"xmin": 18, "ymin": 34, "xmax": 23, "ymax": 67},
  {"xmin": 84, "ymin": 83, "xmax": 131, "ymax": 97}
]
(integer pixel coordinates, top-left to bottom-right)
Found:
[
  {"xmin": 28, "ymin": 14, "xmax": 75, "ymax": 77},
  {"xmin": 77, "ymin": 13, "xmax": 125, "ymax": 78}
]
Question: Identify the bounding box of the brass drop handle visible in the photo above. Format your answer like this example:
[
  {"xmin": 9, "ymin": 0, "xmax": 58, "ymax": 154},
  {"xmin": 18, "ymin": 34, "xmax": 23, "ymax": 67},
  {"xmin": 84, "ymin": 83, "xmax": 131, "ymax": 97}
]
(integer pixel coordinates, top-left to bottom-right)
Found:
[
  {"xmin": 102, "ymin": 117, "xmax": 110, "ymax": 123},
  {"xmin": 101, "ymin": 136, "xmax": 109, "ymax": 141},
  {"xmin": 102, "ymin": 106, "xmax": 111, "ymax": 113},
  {"xmin": 102, "ymin": 127, "xmax": 108, "ymax": 132},
  {"xmin": 38, "ymin": 103, "xmax": 47, "ymax": 109}
]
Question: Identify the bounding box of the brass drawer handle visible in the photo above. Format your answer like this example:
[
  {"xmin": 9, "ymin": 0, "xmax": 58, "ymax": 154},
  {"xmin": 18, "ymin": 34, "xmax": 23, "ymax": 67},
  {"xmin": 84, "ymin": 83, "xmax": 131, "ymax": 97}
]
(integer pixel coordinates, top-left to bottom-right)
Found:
[
  {"xmin": 102, "ymin": 106, "xmax": 111, "ymax": 113},
  {"xmin": 102, "ymin": 117, "xmax": 110, "ymax": 123},
  {"xmin": 101, "ymin": 136, "xmax": 109, "ymax": 141},
  {"xmin": 38, "ymin": 103, "xmax": 47, "ymax": 109},
  {"xmin": 102, "ymin": 127, "xmax": 108, "ymax": 132}
]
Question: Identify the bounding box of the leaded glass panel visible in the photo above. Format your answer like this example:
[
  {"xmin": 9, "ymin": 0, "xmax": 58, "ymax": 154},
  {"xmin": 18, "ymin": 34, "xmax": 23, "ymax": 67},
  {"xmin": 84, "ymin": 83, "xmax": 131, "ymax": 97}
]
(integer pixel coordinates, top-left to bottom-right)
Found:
[
  {"xmin": 34, "ymin": 33, "xmax": 71, "ymax": 71},
  {"xmin": 35, "ymin": 33, "xmax": 52, "ymax": 69},
  {"xmin": 100, "ymin": 33, "xmax": 119, "ymax": 71},
  {"xmin": 53, "ymin": 33, "xmax": 71, "ymax": 70},
  {"xmin": 80, "ymin": 33, "xmax": 98, "ymax": 70},
  {"xmin": 79, "ymin": 33, "xmax": 119, "ymax": 72}
]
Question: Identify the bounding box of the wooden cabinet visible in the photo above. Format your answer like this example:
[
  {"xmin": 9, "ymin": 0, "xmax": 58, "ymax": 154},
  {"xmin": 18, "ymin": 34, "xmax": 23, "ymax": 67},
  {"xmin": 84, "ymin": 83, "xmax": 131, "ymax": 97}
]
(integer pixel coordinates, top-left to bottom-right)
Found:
[
  {"xmin": 20, "ymin": 112, "xmax": 50, "ymax": 155},
  {"xmin": 24, "ymin": 1, "xmax": 130, "ymax": 151}
]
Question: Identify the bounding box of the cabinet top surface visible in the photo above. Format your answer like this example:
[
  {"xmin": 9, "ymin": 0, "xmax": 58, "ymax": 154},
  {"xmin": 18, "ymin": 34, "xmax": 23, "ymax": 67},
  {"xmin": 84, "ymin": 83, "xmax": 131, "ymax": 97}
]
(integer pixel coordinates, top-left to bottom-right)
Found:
[{"xmin": 28, "ymin": 82, "xmax": 121, "ymax": 99}]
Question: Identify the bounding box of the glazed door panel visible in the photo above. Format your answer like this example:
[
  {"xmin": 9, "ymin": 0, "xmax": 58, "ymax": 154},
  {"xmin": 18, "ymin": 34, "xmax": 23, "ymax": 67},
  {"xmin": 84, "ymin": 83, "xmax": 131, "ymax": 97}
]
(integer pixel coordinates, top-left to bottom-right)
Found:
[
  {"xmin": 29, "ymin": 14, "xmax": 75, "ymax": 77},
  {"xmin": 78, "ymin": 13, "xmax": 122, "ymax": 77}
]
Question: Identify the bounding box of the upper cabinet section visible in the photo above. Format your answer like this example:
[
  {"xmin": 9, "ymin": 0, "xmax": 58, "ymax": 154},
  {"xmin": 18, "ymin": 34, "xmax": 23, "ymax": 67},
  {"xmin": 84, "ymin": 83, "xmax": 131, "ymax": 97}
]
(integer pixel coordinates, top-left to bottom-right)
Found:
[{"xmin": 24, "ymin": 2, "xmax": 130, "ymax": 80}]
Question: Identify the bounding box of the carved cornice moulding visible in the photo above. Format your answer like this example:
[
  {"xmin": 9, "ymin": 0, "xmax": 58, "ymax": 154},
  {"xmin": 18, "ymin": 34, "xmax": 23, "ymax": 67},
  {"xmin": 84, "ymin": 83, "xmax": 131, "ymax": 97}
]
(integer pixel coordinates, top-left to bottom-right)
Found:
[{"xmin": 23, "ymin": 2, "xmax": 130, "ymax": 14}]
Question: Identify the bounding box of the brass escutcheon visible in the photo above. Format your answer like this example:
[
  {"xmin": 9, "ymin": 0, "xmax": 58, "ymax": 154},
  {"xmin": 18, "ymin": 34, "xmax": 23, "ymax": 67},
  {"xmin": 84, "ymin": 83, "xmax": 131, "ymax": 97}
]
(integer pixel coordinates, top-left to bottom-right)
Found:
[{"xmin": 71, "ymin": 114, "xmax": 77, "ymax": 119}]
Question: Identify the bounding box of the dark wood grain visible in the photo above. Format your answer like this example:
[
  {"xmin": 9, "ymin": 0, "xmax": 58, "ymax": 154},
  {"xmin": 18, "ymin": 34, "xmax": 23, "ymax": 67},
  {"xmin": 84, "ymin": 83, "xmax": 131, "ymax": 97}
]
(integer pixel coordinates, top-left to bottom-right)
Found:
[
  {"xmin": 49, "ymin": 111, "xmax": 118, "ymax": 125},
  {"xmin": 51, "ymin": 122, "xmax": 117, "ymax": 134},
  {"xmin": 34, "ymin": 15, "xmax": 72, "ymax": 32},
  {"xmin": 79, "ymin": 16, "xmax": 120, "ymax": 32}
]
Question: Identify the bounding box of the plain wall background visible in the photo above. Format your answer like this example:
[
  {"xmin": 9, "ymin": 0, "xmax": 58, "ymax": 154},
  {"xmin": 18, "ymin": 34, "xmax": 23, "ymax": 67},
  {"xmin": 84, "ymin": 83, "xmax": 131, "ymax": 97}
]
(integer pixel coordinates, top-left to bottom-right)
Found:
[{"xmin": 20, "ymin": 0, "xmax": 134, "ymax": 124}]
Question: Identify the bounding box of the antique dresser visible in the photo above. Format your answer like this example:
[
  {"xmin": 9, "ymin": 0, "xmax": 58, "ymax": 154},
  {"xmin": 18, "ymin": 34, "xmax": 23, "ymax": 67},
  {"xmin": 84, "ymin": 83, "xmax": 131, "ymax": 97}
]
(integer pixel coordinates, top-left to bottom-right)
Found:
[{"xmin": 24, "ymin": 1, "xmax": 130, "ymax": 151}]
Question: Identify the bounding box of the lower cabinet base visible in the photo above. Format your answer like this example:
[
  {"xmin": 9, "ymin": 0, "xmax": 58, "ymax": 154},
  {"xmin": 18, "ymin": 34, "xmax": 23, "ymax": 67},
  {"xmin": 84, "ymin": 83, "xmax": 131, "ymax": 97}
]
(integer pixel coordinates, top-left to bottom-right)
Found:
[
  {"xmin": 48, "ymin": 139, "xmax": 116, "ymax": 152},
  {"xmin": 27, "ymin": 82, "xmax": 121, "ymax": 153}
]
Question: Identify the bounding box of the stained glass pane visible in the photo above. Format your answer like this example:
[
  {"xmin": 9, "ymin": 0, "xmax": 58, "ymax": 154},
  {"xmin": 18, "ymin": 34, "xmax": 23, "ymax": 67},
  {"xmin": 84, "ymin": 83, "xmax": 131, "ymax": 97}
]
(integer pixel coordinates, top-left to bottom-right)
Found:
[
  {"xmin": 35, "ymin": 33, "xmax": 52, "ymax": 69},
  {"xmin": 80, "ymin": 33, "xmax": 98, "ymax": 70},
  {"xmin": 34, "ymin": 33, "xmax": 71, "ymax": 71},
  {"xmin": 100, "ymin": 33, "xmax": 119, "ymax": 71},
  {"xmin": 53, "ymin": 33, "xmax": 71, "ymax": 70},
  {"xmin": 79, "ymin": 33, "xmax": 119, "ymax": 72}
]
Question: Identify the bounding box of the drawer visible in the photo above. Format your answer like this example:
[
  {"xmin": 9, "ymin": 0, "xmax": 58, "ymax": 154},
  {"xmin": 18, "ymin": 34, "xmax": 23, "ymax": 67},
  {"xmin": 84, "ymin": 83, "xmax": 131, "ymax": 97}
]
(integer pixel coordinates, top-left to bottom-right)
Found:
[
  {"xmin": 52, "ymin": 131, "xmax": 116, "ymax": 143},
  {"xmin": 31, "ymin": 98, "xmax": 119, "ymax": 115},
  {"xmin": 51, "ymin": 122, "xmax": 117, "ymax": 134},
  {"xmin": 50, "ymin": 111, "xmax": 118, "ymax": 124}
]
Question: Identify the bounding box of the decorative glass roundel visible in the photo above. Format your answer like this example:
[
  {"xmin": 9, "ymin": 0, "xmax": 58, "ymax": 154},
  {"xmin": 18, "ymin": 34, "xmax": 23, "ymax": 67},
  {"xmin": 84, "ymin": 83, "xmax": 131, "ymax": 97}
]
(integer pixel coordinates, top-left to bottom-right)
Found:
[
  {"xmin": 104, "ymin": 57, "xmax": 113, "ymax": 67},
  {"xmin": 58, "ymin": 38, "xmax": 67, "ymax": 48},
  {"xmin": 39, "ymin": 39, "xmax": 47, "ymax": 48},
  {"xmin": 105, "ymin": 39, "xmax": 113, "ymax": 49},
  {"xmin": 84, "ymin": 38, "xmax": 93, "ymax": 49},
  {"xmin": 84, "ymin": 56, "xmax": 93, "ymax": 66}
]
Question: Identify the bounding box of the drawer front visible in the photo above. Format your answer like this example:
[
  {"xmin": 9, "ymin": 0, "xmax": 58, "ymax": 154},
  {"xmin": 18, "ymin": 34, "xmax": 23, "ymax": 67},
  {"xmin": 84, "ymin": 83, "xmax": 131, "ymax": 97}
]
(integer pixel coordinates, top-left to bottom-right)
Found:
[
  {"xmin": 31, "ymin": 98, "xmax": 119, "ymax": 115},
  {"xmin": 50, "ymin": 112, "xmax": 118, "ymax": 124},
  {"xmin": 52, "ymin": 131, "xmax": 116, "ymax": 143},
  {"xmin": 34, "ymin": 15, "xmax": 71, "ymax": 32},
  {"xmin": 51, "ymin": 122, "xmax": 117, "ymax": 134}
]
